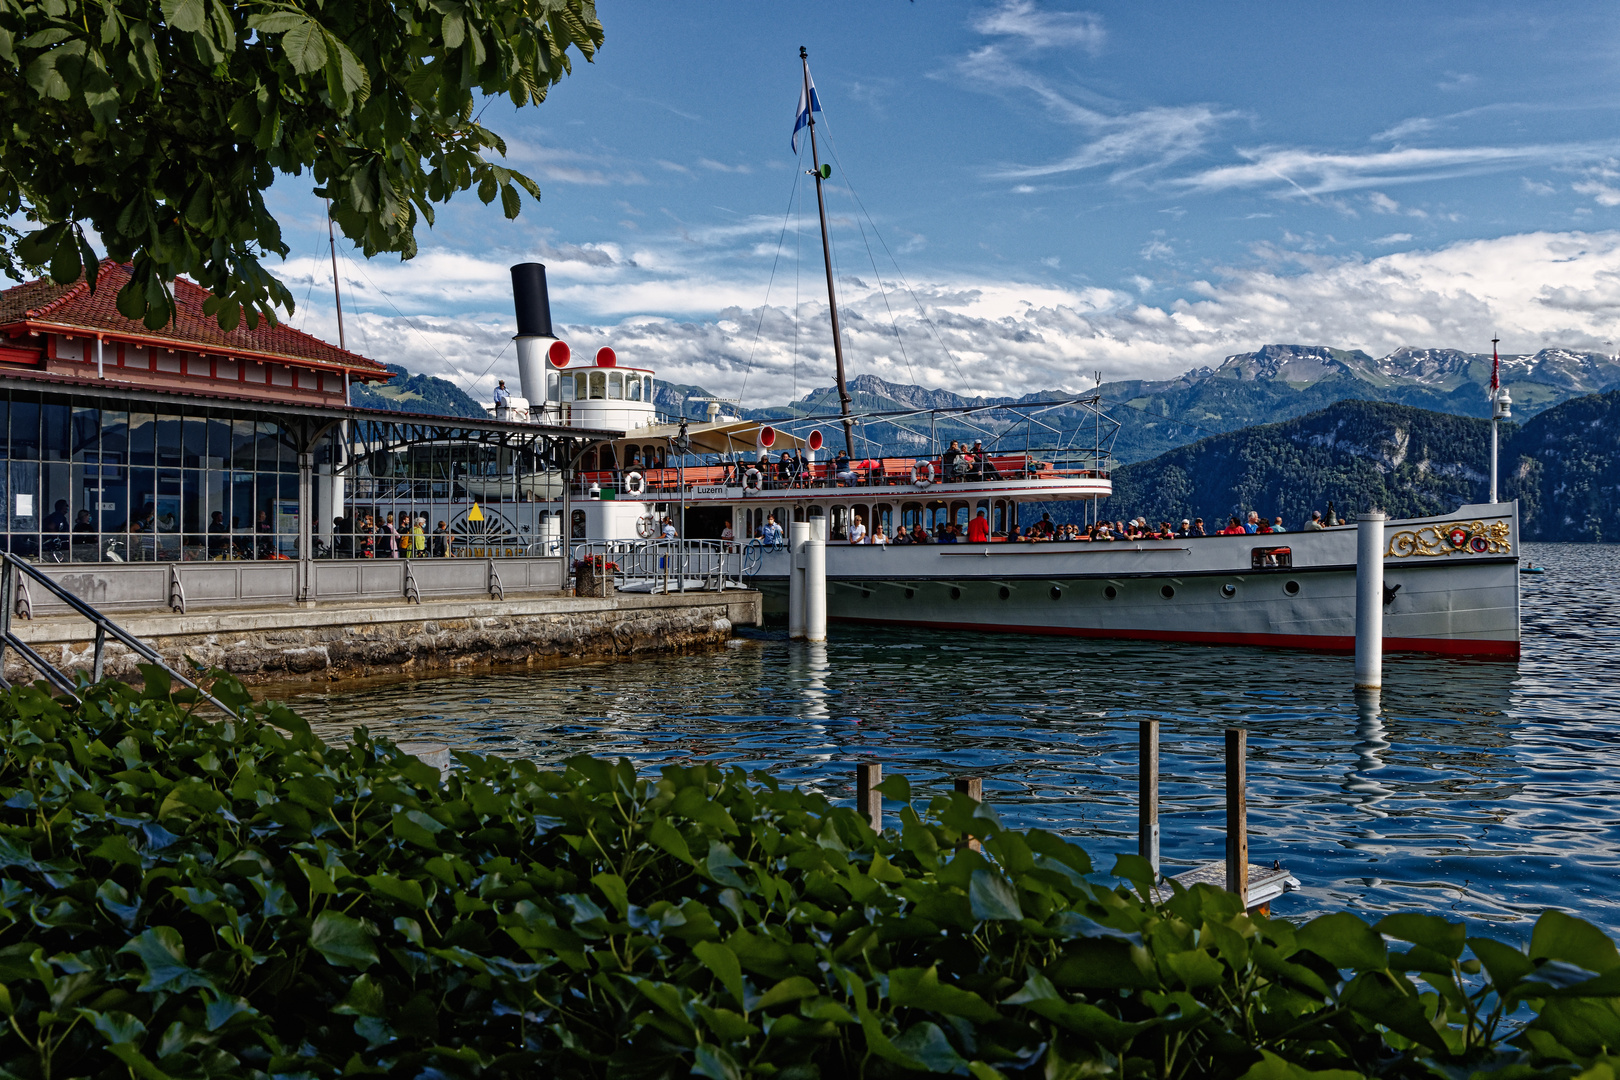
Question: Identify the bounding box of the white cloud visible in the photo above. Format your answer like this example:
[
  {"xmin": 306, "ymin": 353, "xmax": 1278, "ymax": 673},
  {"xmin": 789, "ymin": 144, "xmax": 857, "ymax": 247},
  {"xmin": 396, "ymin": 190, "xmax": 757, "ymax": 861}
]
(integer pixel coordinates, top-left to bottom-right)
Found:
[
  {"xmin": 275, "ymin": 231, "xmax": 1620, "ymax": 408},
  {"xmin": 973, "ymin": 0, "xmax": 1105, "ymax": 52},
  {"xmin": 1372, "ymin": 233, "xmax": 1413, "ymax": 244},
  {"xmin": 1180, "ymin": 143, "xmax": 1618, "ymax": 197}
]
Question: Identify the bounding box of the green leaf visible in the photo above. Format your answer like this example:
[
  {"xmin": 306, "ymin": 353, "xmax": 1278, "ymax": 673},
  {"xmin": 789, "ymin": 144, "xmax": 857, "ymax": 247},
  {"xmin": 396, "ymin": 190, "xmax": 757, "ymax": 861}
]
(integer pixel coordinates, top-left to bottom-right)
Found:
[
  {"xmin": 694, "ymin": 940, "xmax": 746, "ymax": 1010},
  {"xmin": 1375, "ymin": 913, "xmax": 1466, "ymax": 960},
  {"xmin": 1530, "ymin": 909, "xmax": 1620, "ymax": 973},
  {"xmin": 968, "ymin": 869, "xmax": 1021, "ymax": 921},
  {"xmin": 647, "ymin": 817, "xmax": 694, "ymax": 864},
  {"xmin": 1238, "ymin": 1050, "xmax": 1367, "ymax": 1080},
  {"xmin": 890, "ymin": 1021, "xmax": 968, "ymax": 1073},
  {"xmin": 1295, "ymin": 912, "xmax": 1387, "ymax": 972},
  {"xmin": 757, "ymin": 976, "xmax": 819, "ymax": 1010},
  {"xmin": 309, "ymin": 910, "xmax": 379, "ymax": 970},
  {"xmin": 876, "ymin": 773, "xmax": 912, "ymax": 804},
  {"xmin": 281, "ymin": 18, "xmax": 328, "ymax": 74},
  {"xmin": 365, "ymin": 873, "xmax": 427, "ymax": 910},
  {"xmin": 889, "ymin": 966, "xmax": 999, "ymax": 1022},
  {"xmin": 118, "ymin": 927, "xmax": 215, "ymax": 992},
  {"xmin": 160, "ymin": 0, "xmax": 207, "ymax": 33},
  {"xmin": 1339, "ymin": 970, "xmax": 1448, "ymax": 1053},
  {"xmin": 691, "ymin": 1044, "xmax": 743, "ymax": 1080}
]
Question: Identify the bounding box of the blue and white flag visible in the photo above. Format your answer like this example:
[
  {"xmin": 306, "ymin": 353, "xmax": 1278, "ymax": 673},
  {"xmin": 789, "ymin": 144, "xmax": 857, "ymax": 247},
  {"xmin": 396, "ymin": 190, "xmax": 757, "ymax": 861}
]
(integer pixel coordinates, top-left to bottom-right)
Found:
[{"xmin": 791, "ymin": 70, "xmax": 821, "ymax": 154}]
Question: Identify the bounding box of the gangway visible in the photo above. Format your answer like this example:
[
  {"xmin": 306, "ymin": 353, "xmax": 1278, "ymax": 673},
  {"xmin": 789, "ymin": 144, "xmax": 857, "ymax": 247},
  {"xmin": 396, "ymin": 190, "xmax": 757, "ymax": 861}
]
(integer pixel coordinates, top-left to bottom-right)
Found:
[
  {"xmin": 570, "ymin": 539, "xmax": 757, "ymax": 594},
  {"xmin": 0, "ymin": 553, "xmax": 240, "ymax": 716}
]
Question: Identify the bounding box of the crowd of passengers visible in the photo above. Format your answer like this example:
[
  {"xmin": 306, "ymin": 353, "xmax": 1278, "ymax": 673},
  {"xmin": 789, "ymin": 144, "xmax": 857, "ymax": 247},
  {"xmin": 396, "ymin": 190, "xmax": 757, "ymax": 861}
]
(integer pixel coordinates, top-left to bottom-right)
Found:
[
  {"xmin": 749, "ymin": 507, "xmax": 1338, "ymax": 547},
  {"xmin": 724, "ymin": 440, "xmax": 1024, "ymax": 488}
]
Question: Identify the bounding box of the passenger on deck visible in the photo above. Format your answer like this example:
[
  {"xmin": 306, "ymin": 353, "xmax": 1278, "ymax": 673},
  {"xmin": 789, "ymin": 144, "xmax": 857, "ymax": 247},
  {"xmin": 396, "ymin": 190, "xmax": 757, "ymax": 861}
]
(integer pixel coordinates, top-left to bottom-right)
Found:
[
  {"xmin": 834, "ymin": 452, "xmax": 858, "ymax": 486},
  {"xmin": 911, "ymin": 524, "xmax": 931, "ymax": 544},
  {"xmin": 1094, "ymin": 521, "xmax": 1113, "ymax": 540},
  {"xmin": 1177, "ymin": 519, "xmax": 1192, "ymax": 538},
  {"xmin": 1245, "ymin": 511, "xmax": 1261, "ymax": 534},
  {"xmin": 1304, "ymin": 510, "xmax": 1325, "ymax": 531},
  {"xmin": 893, "ymin": 525, "xmax": 911, "ymax": 545},
  {"xmin": 779, "ymin": 450, "xmax": 796, "ymax": 488},
  {"xmin": 1221, "ymin": 516, "xmax": 1245, "ymax": 535},
  {"xmin": 1032, "ymin": 512, "xmax": 1055, "ymax": 539},
  {"xmin": 871, "ymin": 525, "xmax": 889, "ymax": 545},
  {"xmin": 1192, "ymin": 517, "xmax": 1207, "ymax": 537},
  {"xmin": 972, "ymin": 441, "xmax": 1000, "ymax": 480},
  {"xmin": 943, "ymin": 440, "xmax": 968, "ymax": 481},
  {"xmin": 721, "ymin": 520, "xmax": 735, "ymax": 549},
  {"xmin": 967, "ymin": 509, "xmax": 991, "ymax": 543},
  {"xmin": 762, "ymin": 515, "xmax": 784, "ymax": 548},
  {"xmin": 1257, "ymin": 516, "xmax": 1274, "ymax": 535},
  {"xmin": 1012, "ymin": 525, "xmax": 1028, "ymax": 541},
  {"xmin": 848, "ymin": 514, "xmax": 867, "ymax": 545}
]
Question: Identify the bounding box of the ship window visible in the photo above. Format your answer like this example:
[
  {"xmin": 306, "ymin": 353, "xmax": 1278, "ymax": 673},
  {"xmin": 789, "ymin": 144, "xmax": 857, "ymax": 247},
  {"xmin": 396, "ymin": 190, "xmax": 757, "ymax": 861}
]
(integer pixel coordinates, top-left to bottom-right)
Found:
[
  {"xmin": 599, "ymin": 446, "xmax": 617, "ymax": 471},
  {"xmin": 874, "ymin": 503, "xmax": 892, "ymax": 535},
  {"xmin": 1251, "ymin": 546, "xmax": 1292, "ymax": 569},
  {"xmin": 793, "ymin": 505, "xmax": 806, "ymax": 523},
  {"xmin": 582, "ymin": 448, "xmax": 598, "ymax": 472},
  {"xmin": 608, "ymin": 372, "xmax": 623, "ymax": 399},
  {"xmin": 951, "ymin": 500, "xmax": 969, "ymax": 527},
  {"xmin": 993, "ymin": 500, "xmax": 1008, "ymax": 534},
  {"xmin": 925, "ymin": 499, "xmax": 949, "ymax": 531},
  {"xmin": 830, "ymin": 505, "xmax": 848, "ymax": 540},
  {"xmin": 547, "ymin": 371, "xmax": 560, "ymax": 402},
  {"xmin": 589, "ymin": 372, "xmax": 606, "ymax": 399},
  {"xmin": 574, "ymin": 373, "xmax": 587, "ymax": 400},
  {"xmin": 571, "ymin": 509, "xmax": 587, "ymax": 538},
  {"xmin": 627, "ymin": 375, "xmax": 642, "ymax": 402},
  {"xmin": 644, "ymin": 376, "xmax": 654, "ymax": 401},
  {"xmin": 773, "ymin": 506, "xmax": 786, "ymax": 529},
  {"xmin": 901, "ymin": 501, "xmax": 923, "ymax": 530}
]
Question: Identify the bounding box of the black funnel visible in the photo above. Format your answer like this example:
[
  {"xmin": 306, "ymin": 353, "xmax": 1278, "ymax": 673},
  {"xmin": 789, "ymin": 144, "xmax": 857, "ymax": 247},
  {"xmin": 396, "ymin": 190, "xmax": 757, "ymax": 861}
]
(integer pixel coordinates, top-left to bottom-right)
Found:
[{"xmin": 510, "ymin": 263, "xmax": 553, "ymax": 338}]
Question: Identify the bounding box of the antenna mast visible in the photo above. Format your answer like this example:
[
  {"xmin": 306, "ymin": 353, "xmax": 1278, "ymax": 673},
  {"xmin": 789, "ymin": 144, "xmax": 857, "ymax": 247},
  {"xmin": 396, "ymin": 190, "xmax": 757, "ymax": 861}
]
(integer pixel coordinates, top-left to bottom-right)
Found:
[
  {"xmin": 800, "ymin": 46, "xmax": 855, "ymax": 458},
  {"xmin": 325, "ymin": 198, "xmax": 347, "ymax": 353}
]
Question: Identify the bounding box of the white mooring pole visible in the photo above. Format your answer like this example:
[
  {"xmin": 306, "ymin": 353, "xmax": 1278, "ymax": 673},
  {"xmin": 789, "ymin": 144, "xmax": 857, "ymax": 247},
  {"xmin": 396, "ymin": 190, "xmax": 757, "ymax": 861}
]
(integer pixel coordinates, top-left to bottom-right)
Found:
[
  {"xmin": 806, "ymin": 516, "xmax": 828, "ymax": 642},
  {"xmin": 789, "ymin": 520, "xmax": 809, "ymax": 640},
  {"xmin": 1354, "ymin": 510, "xmax": 1387, "ymax": 689}
]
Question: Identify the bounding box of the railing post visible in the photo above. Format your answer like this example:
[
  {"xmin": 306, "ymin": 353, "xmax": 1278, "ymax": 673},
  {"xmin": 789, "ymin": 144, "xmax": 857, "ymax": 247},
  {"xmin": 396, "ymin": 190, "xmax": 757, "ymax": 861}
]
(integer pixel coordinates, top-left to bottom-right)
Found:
[
  {"xmin": 1139, "ymin": 720, "xmax": 1159, "ymax": 876},
  {"xmin": 1225, "ymin": 728, "xmax": 1248, "ymax": 900},
  {"xmin": 0, "ymin": 557, "xmax": 11, "ymax": 678},
  {"xmin": 856, "ymin": 762, "xmax": 882, "ymax": 831},
  {"xmin": 954, "ymin": 776, "xmax": 983, "ymax": 851},
  {"xmin": 92, "ymin": 625, "xmax": 106, "ymax": 683}
]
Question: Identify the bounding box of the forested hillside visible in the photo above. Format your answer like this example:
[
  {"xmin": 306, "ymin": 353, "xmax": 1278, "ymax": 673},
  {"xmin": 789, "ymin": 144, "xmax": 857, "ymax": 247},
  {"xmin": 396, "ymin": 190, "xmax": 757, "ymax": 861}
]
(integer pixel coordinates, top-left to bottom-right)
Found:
[
  {"xmin": 1504, "ymin": 389, "xmax": 1620, "ymax": 542},
  {"xmin": 1099, "ymin": 400, "xmax": 1493, "ymax": 528},
  {"xmin": 350, "ymin": 364, "xmax": 488, "ymax": 419}
]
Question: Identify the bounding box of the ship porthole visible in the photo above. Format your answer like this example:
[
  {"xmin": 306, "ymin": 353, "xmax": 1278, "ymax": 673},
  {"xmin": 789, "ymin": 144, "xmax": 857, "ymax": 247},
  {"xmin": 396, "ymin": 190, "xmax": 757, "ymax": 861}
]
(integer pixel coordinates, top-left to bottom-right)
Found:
[
  {"xmin": 998, "ymin": 586, "xmax": 1011, "ymax": 600},
  {"xmin": 950, "ymin": 587, "xmax": 962, "ymax": 600},
  {"xmin": 1221, "ymin": 584, "xmax": 1237, "ymax": 598},
  {"xmin": 1161, "ymin": 584, "xmax": 1175, "ymax": 599},
  {"xmin": 1284, "ymin": 580, "xmax": 1300, "ymax": 596},
  {"xmin": 905, "ymin": 588, "xmax": 915, "ymax": 599},
  {"xmin": 1049, "ymin": 586, "xmax": 1062, "ymax": 600},
  {"xmin": 1104, "ymin": 585, "xmax": 1117, "ymax": 600}
]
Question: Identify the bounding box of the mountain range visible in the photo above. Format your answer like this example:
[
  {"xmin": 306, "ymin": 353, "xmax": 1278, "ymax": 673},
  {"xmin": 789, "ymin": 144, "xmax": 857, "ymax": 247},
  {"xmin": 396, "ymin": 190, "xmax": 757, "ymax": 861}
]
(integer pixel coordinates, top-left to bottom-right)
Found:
[{"xmin": 1075, "ymin": 389, "xmax": 1620, "ymax": 543}]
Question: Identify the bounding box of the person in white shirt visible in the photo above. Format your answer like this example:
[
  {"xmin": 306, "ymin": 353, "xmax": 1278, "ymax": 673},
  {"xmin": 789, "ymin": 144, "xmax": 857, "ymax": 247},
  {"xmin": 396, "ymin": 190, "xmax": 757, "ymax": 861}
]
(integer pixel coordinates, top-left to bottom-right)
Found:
[
  {"xmin": 848, "ymin": 515, "xmax": 867, "ymax": 545},
  {"xmin": 871, "ymin": 525, "xmax": 889, "ymax": 545},
  {"xmin": 493, "ymin": 380, "xmax": 511, "ymax": 407},
  {"xmin": 661, "ymin": 518, "xmax": 678, "ymax": 540},
  {"xmin": 721, "ymin": 520, "xmax": 735, "ymax": 549}
]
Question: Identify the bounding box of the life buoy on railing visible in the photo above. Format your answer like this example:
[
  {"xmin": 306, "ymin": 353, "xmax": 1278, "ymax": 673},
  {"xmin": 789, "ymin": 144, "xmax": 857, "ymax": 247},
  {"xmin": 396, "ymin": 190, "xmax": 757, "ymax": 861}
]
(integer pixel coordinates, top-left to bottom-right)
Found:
[
  {"xmin": 743, "ymin": 467, "xmax": 763, "ymax": 491},
  {"xmin": 623, "ymin": 470, "xmax": 646, "ymax": 496},
  {"xmin": 912, "ymin": 461, "xmax": 935, "ymax": 487},
  {"xmin": 636, "ymin": 516, "xmax": 658, "ymax": 539}
]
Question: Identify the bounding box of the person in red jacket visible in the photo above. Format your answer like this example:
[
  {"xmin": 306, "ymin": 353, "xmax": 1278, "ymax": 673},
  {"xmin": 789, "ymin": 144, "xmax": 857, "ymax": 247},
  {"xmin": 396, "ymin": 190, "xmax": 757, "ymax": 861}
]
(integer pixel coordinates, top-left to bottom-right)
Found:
[{"xmin": 967, "ymin": 508, "xmax": 991, "ymax": 543}]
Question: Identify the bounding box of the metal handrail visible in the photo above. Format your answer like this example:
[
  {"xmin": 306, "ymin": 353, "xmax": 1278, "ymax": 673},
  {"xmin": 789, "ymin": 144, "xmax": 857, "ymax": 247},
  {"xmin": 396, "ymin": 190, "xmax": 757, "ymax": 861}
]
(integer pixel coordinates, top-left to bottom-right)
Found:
[
  {"xmin": 0, "ymin": 554, "xmax": 240, "ymax": 716},
  {"xmin": 570, "ymin": 538, "xmax": 746, "ymax": 594}
]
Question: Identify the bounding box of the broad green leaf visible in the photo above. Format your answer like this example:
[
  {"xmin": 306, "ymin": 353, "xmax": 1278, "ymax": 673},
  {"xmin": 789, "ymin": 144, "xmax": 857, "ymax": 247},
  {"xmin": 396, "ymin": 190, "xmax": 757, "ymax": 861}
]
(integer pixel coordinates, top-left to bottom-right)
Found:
[
  {"xmin": 281, "ymin": 18, "xmax": 327, "ymax": 74},
  {"xmin": 118, "ymin": 926, "xmax": 214, "ymax": 992},
  {"xmin": 160, "ymin": 0, "xmax": 206, "ymax": 33},
  {"xmin": 1376, "ymin": 913, "xmax": 1466, "ymax": 959},
  {"xmin": 694, "ymin": 940, "xmax": 746, "ymax": 1010},
  {"xmin": 1530, "ymin": 910, "xmax": 1620, "ymax": 974},
  {"xmin": 1295, "ymin": 912, "xmax": 1386, "ymax": 973},
  {"xmin": 757, "ymin": 976, "xmax": 819, "ymax": 1010},
  {"xmin": 591, "ymin": 872, "xmax": 629, "ymax": 917},
  {"xmin": 890, "ymin": 1021, "xmax": 967, "ymax": 1073},
  {"xmin": 968, "ymin": 869, "xmax": 1021, "ymax": 921},
  {"xmin": 1239, "ymin": 1049, "xmax": 1366, "ymax": 1080},
  {"xmin": 889, "ymin": 966, "xmax": 999, "ymax": 1022},
  {"xmin": 1467, "ymin": 936, "xmax": 1533, "ymax": 990},
  {"xmin": 646, "ymin": 817, "xmax": 694, "ymax": 864},
  {"xmin": 365, "ymin": 873, "xmax": 427, "ymax": 910},
  {"xmin": 309, "ymin": 910, "xmax": 378, "ymax": 970},
  {"xmin": 1339, "ymin": 971, "xmax": 1448, "ymax": 1053}
]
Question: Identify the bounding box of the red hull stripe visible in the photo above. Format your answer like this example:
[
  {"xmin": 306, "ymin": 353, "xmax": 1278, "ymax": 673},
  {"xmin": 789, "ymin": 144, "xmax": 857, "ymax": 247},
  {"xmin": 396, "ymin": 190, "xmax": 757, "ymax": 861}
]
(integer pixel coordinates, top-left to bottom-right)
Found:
[{"xmin": 827, "ymin": 615, "xmax": 1521, "ymax": 658}]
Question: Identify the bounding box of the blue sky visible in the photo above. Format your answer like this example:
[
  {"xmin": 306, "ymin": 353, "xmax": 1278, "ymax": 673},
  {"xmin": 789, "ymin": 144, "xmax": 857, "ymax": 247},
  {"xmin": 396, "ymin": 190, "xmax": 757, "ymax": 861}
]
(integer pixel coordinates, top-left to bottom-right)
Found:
[{"xmin": 265, "ymin": 1, "xmax": 1620, "ymax": 404}]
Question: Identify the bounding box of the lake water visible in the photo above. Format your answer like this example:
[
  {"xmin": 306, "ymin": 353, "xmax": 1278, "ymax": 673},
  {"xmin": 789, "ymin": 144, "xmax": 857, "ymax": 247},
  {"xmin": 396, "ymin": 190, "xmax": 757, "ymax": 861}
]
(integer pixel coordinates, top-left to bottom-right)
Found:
[{"xmin": 292, "ymin": 542, "xmax": 1620, "ymax": 939}]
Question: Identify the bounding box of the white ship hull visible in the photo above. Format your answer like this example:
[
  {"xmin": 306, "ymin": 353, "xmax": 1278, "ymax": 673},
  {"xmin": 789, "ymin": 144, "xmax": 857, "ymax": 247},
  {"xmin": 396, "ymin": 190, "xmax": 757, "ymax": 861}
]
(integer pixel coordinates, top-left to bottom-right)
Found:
[{"xmin": 749, "ymin": 502, "xmax": 1520, "ymax": 657}]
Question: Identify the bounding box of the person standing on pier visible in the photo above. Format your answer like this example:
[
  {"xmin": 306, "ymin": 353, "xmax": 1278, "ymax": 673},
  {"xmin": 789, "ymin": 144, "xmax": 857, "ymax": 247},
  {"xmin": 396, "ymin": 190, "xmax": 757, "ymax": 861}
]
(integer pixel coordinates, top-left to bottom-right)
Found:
[{"xmin": 432, "ymin": 520, "xmax": 451, "ymax": 557}]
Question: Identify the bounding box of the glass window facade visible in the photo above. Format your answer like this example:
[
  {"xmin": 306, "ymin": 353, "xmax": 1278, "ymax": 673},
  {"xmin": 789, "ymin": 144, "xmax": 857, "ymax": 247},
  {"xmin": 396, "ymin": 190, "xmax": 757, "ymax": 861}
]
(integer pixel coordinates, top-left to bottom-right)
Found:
[{"xmin": 3, "ymin": 391, "xmax": 327, "ymax": 564}]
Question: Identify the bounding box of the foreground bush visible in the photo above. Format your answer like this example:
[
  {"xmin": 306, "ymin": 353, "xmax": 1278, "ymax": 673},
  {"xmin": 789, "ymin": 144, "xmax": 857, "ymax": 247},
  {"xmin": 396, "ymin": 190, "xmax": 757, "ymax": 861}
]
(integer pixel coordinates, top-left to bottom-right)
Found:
[{"xmin": 3, "ymin": 673, "xmax": 1620, "ymax": 1079}]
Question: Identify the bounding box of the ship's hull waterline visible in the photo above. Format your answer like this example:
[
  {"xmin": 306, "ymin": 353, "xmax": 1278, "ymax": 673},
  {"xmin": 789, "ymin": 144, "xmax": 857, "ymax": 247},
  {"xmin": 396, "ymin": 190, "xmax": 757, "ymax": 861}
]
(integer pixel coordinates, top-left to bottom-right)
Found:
[{"xmin": 749, "ymin": 503, "xmax": 1521, "ymax": 657}]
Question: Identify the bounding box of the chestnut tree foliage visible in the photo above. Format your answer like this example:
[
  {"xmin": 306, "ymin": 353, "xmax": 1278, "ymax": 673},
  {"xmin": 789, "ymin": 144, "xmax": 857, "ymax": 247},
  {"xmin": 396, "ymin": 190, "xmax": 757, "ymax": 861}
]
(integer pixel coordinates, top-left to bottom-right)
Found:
[{"xmin": 0, "ymin": 0, "xmax": 602, "ymax": 329}]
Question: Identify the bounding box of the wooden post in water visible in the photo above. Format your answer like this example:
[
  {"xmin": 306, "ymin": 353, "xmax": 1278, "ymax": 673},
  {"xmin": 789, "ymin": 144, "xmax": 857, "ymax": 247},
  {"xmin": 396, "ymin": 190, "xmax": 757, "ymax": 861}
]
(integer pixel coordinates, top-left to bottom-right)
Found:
[
  {"xmin": 1225, "ymin": 728, "xmax": 1248, "ymax": 899},
  {"xmin": 856, "ymin": 763, "xmax": 882, "ymax": 831},
  {"xmin": 1139, "ymin": 720, "xmax": 1159, "ymax": 875},
  {"xmin": 954, "ymin": 776, "xmax": 983, "ymax": 851}
]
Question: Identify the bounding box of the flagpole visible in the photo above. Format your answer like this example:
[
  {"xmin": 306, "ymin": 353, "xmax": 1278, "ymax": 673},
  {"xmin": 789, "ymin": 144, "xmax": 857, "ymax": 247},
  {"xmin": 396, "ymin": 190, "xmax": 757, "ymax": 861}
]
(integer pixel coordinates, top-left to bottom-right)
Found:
[{"xmin": 801, "ymin": 46, "xmax": 856, "ymax": 458}]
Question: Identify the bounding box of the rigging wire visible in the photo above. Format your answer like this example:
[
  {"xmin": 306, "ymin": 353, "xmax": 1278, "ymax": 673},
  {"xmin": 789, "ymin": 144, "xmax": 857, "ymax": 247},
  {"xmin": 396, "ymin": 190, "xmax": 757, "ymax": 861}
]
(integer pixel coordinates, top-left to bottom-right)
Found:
[
  {"xmin": 813, "ymin": 110, "xmax": 973, "ymax": 396},
  {"xmin": 737, "ymin": 158, "xmax": 804, "ymax": 410}
]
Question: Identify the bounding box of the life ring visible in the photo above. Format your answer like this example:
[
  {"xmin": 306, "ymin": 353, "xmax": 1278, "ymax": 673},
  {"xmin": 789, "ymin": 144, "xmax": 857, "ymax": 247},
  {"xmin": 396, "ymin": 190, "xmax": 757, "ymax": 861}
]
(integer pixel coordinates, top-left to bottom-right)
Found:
[
  {"xmin": 623, "ymin": 470, "xmax": 646, "ymax": 496},
  {"xmin": 743, "ymin": 467, "xmax": 763, "ymax": 491},
  {"xmin": 912, "ymin": 461, "xmax": 934, "ymax": 486},
  {"xmin": 636, "ymin": 515, "xmax": 658, "ymax": 539}
]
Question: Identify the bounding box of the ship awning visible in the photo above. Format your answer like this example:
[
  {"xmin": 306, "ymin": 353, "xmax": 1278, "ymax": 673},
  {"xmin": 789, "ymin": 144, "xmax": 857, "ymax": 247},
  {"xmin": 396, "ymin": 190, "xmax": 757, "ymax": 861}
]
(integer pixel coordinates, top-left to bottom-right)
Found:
[{"xmin": 607, "ymin": 418, "xmax": 808, "ymax": 456}]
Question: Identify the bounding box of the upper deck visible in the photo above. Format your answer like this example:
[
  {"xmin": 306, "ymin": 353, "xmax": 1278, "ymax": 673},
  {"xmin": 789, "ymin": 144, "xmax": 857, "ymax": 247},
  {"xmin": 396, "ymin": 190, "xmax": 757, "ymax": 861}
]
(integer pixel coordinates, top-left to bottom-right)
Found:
[{"xmin": 574, "ymin": 451, "xmax": 1112, "ymax": 503}]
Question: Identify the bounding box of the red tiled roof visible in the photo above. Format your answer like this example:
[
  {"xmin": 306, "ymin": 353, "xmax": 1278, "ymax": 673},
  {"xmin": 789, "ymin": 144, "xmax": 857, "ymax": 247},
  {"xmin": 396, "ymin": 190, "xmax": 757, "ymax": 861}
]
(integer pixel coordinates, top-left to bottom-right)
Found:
[{"xmin": 0, "ymin": 261, "xmax": 389, "ymax": 375}]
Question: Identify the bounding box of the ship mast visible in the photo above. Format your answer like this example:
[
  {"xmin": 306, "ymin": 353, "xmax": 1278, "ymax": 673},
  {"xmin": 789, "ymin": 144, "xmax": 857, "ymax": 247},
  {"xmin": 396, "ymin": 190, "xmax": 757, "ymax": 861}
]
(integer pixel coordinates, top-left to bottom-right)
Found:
[{"xmin": 800, "ymin": 47, "xmax": 856, "ymax": 458}]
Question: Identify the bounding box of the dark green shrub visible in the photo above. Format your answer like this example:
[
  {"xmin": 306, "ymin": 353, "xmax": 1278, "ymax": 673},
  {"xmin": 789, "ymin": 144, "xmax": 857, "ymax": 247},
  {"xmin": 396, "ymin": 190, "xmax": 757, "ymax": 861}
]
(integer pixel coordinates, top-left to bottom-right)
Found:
[{"xmin": 3, "ymin": 671, "xmax": 1620, "ymax": 1079}]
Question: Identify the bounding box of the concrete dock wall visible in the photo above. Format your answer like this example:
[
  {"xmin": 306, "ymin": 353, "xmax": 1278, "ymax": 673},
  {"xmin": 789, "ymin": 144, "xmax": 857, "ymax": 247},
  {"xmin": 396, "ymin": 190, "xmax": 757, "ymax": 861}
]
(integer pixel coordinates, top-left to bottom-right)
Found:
[{"xmin": 5, "ymin": 590, "xmax": 762, "ymax": 685}]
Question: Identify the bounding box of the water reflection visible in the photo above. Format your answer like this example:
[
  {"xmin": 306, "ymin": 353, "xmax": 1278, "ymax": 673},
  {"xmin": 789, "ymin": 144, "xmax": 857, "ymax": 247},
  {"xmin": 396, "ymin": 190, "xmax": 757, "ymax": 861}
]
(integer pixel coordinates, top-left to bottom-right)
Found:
[{"xmin": 291, "ymin": 543, "xmax": 1620, "ymax": 938}]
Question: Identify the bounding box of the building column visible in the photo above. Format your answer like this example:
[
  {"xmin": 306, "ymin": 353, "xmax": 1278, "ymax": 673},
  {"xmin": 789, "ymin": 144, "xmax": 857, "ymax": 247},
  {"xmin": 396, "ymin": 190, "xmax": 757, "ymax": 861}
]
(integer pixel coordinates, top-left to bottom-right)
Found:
[{"xmin": 298, "ymin": 452, "xmax": 313, "ymax": 602}]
